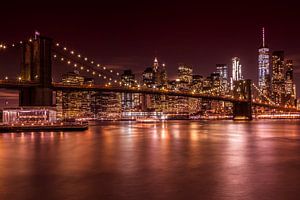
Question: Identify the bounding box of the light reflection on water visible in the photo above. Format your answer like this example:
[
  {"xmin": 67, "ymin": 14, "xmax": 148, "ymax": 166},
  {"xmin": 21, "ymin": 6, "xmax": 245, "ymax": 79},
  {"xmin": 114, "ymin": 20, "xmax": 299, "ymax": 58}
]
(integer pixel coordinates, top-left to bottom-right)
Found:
[{"xmin": 1, "ymin": 120, "xmax": 300, "ymax": 199}]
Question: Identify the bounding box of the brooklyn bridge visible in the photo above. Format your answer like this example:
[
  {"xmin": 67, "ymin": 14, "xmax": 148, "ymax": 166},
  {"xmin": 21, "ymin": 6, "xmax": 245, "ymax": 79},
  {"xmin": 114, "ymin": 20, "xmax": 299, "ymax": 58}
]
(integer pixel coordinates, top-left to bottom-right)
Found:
[{"xmin": 0, "ymin": 34, "xmax": 298, "ymax": 121}]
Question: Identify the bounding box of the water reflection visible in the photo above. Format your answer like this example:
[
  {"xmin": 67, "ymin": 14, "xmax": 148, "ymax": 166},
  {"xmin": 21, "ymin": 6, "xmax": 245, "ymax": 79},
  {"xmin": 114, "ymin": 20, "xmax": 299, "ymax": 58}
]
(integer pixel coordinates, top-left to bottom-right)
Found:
[{"xmin": 1, "ymin": 120, "xmax": 300, "ymax": 199}]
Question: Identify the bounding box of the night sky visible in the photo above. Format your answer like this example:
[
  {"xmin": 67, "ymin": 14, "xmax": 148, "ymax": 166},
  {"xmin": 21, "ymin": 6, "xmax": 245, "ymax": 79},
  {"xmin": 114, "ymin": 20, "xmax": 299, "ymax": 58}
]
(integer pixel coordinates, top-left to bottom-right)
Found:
[{"xmin": 0, "ymin": 0, "xmax": 300, "ymax": 106}]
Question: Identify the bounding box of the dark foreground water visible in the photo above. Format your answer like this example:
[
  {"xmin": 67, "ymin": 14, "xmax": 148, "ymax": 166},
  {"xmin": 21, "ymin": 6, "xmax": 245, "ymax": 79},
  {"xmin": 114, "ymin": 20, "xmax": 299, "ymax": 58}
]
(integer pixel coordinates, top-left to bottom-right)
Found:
[{"xmin": 1, "ymin": 120, "xmax": 300, "ymax": 200}]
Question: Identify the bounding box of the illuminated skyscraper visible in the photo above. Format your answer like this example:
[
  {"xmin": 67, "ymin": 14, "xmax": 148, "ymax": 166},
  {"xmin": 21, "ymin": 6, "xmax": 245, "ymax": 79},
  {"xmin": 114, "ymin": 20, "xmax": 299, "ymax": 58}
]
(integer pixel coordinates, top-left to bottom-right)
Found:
[
  {"xmin": 121, "ymin": 70, "xmax": 141, "ymax": 112},
  {"xmin": 153, "ymin": 57, "xmax": 159, "ymax": 72},
  {"xmin": 258, "ymin": 27, "xmax": 271, "ymax": 96},
  {"xmin": 56, "ymin": 72, "xmax": 94, "ymax": 119},
  {"xmin": 232, "ymin": 57, "xmax": 243, "ymax": 81},
  {"xmin": 216, "ymin": 64, "xmax": 228, "ymax": 80},
  {"xmin": 272, "ymin": 51, "xmax": 285, "ymax": 105},
  {"xmin": 160, "ymin": 63, "xmax": 168, "ymax": 86},
  {"xmin": 216, "ymin": 64, "xmax": 228, "ymax": 93},
  {"xmin": 178, "ymin": 64, "xmax": 193, "ymax": 84},
  {"xmin": 285, "ymin": 60, "xmax": 296, "ymax": 106}
]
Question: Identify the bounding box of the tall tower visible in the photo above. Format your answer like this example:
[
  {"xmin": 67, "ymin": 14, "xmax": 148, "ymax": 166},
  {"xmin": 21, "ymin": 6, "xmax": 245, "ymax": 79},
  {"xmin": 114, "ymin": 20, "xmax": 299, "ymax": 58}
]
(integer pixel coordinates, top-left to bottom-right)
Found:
[
  {"xmin": 152, "ymin": 57, "xmax": 160, "ymax": 85},
  {"xmin": 153, "ymin": 57, "xmax": 159, "ymax": 72},
  {"xmin": 160, "ymin": 63, "xmax": 168, "ymax": 86},
  {"xmin": 272, "ymin": 51, "xmax": 285, "ymax": 105},
  {"xmin": 20, "ymin": 35, "xmax": 53, "ymax": 106},
  {"xmin": 285, "ymin": 60, "xmax": 296, "ymax": 106},
  {"xmin": 216, "ymin": 64, "xmax": 228, "ymax": 93},
  {"xmin": 232, "ymin": 57, "xmax": 243, "ymax": 81},
  {"xmin": 258, "ymin": 27, "xmax": 270, "ymax": 96}
]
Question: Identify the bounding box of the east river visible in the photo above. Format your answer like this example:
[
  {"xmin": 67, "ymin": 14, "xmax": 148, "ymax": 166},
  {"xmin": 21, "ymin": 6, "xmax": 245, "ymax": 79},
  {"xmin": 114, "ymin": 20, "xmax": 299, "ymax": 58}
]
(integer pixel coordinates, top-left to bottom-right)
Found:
[{"xmin": 1, "ymin": 120, "xmax": 300, "ymax": 200}]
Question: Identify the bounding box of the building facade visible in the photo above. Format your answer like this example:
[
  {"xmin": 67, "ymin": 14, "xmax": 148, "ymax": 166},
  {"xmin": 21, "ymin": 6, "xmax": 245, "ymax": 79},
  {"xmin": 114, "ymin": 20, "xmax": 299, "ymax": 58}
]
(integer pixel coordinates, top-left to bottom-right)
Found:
[{"xmin": 258, "ymin": 28, "xmax": 271, "ymax": 96}]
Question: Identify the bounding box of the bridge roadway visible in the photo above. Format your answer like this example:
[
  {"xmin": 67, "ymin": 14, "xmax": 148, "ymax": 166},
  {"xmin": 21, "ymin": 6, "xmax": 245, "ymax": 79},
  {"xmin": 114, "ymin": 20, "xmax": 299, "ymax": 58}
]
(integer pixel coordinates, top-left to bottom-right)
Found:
[{"xmin": 0, "ymin": 81, "xmax": 298, "ymax": 112}]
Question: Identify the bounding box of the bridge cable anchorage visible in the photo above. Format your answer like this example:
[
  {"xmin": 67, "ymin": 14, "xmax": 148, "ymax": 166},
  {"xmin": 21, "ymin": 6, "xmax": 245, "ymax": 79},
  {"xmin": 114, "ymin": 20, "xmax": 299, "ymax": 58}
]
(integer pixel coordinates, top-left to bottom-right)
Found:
[{"xmin": 52, "ymin": 42, "xmax": 121, "ymax": 77}]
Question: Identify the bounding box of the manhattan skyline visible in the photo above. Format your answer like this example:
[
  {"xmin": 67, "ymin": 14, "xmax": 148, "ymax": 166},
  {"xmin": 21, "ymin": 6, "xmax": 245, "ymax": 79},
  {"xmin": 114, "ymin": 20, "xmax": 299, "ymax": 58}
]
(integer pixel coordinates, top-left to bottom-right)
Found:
[{"xmin": 0, "ymin": 1, "xmax": 300, "ymax": 96}]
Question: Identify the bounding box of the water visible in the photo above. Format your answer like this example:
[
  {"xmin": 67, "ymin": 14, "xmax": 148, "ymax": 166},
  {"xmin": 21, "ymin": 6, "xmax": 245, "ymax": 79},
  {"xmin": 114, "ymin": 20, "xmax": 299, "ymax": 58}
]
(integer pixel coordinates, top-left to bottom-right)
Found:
[{"xmin": 1, "ymin": 120, "xmax": 300, "ymax": 200}]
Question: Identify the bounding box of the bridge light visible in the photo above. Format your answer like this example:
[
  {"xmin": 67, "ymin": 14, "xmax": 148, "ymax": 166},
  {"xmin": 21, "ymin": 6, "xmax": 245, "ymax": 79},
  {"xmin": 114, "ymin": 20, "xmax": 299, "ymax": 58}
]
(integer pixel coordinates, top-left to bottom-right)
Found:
[
  {"xmin": 12, "ymin": 44, "xmax": 15, "ymax": 47},
  {"xmin": 5, "ymin": 76, "xmax": 8, "ymax": 80},
  {"xmin": 20, "ymin": 41, "xmax": 23, "ymax": 44},
  {"xmin": 56, "ymin": 43, "xmax": 60, "ymax": 46}
]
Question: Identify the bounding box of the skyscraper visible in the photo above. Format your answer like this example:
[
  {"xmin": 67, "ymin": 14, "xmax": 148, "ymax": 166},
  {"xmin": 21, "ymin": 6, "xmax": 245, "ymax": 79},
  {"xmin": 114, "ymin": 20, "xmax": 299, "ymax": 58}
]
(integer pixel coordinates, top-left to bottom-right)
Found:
[
  {"xmin": 258, "ymin": 27, "xmax": 271, "ymax": 96},
  {"xmin": 272, "ymin": 51, "xmax": 285, "ymax": 105},
  {"xmin": 232, "ymin": 57, "xmax": 243, "ymax": 81},
  {"xmin": 178, "ymin": 64, "xmax": 193, "ymax": 84},
  {"xmin": 216, "ymin": 64, "xmax": 228, "ymax": 93},
  {"xmin": 160, "ymin": 63, "xmax": 168, "ymax": 86},
  {"xmin": 56, "ymin": 72, "xmax": 94, "ymax": 119},
  {"xmin": 216, "ymin": 64, "xmax": 228, "ymax": 80},
  {"xmin": 285, "ymin": 60, "xmax": 296, "ymax": 106}
]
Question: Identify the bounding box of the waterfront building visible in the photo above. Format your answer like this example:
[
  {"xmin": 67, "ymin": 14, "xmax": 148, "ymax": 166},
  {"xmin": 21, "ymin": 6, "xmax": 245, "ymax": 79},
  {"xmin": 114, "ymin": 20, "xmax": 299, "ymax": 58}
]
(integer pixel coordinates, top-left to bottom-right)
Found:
[
  {"xmin": 120, "ymin": 70, "xmax": 141, "ymax": 112},
  {"xmin": 2, "ymin": 107, "xmax": 56, "ymax": 124},
  {"xmin": 258, "ymin": 27, "xmax": 271, "ymax": 96},
  {"xmin": 56, "ymin": 72, "xmax": 94, "ymax": 119},
  {"xmin": 92, "ymin": 92, "xmax": 121, "ymax": 120}
]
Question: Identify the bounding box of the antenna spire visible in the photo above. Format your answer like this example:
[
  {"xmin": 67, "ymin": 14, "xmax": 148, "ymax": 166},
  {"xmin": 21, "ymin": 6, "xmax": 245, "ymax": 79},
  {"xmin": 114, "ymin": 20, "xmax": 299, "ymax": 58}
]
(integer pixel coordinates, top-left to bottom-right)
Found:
[{"xmin": 262, "ymin": 27, "xmax": 265, "ymax": 47}]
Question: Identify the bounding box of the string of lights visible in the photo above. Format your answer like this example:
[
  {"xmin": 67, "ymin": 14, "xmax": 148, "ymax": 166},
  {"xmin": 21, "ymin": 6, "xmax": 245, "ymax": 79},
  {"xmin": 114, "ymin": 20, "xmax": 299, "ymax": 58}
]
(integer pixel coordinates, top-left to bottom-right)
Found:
[
  {"xmin": 52, "ymin": 52, "xmax": 121, "ymax": 86},
  {"xmin": 53, "ymin": 41, "xmax": 121, "ymax": 77}
]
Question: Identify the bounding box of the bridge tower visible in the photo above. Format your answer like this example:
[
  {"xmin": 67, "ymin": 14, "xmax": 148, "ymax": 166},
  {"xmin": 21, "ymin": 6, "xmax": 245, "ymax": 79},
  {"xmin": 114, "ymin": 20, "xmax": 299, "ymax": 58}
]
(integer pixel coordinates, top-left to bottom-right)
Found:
[
  {"xmin": 19, "ymin": 35, "xmax": 53, "ymax": 106},
  {"xmin": 232, "ymin": 79, "xmax": 253, "ymax": 120}
]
